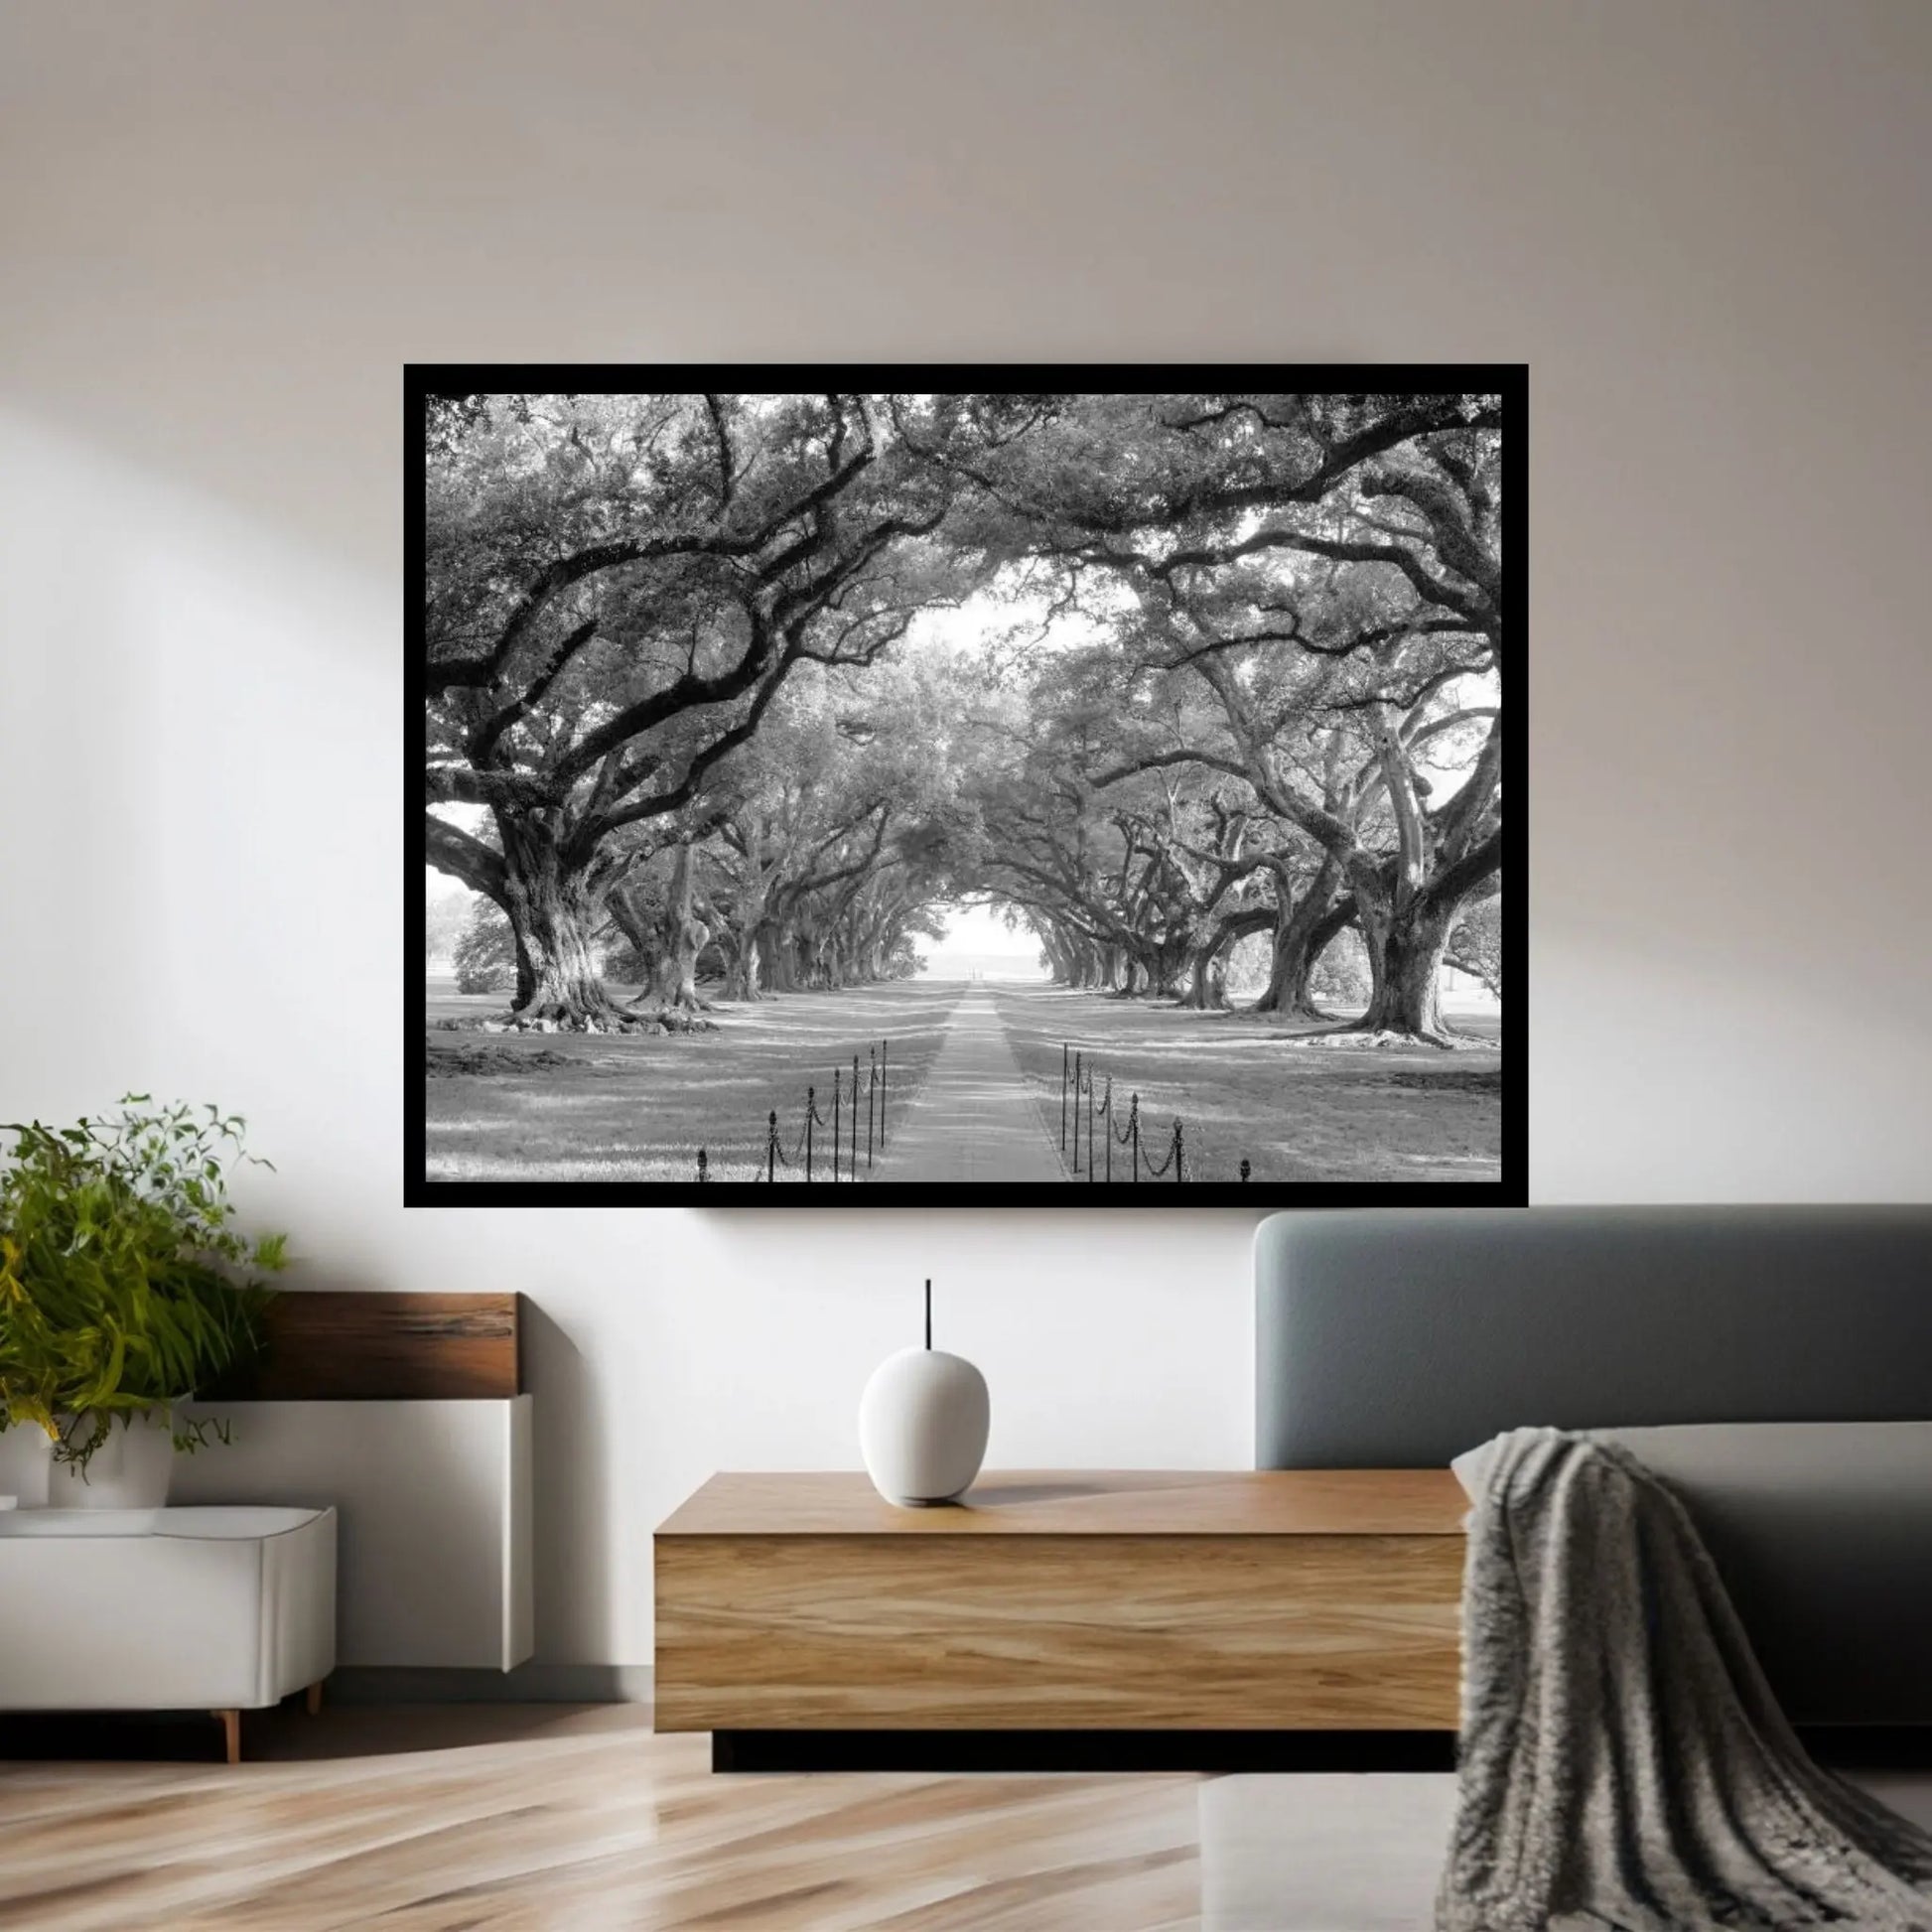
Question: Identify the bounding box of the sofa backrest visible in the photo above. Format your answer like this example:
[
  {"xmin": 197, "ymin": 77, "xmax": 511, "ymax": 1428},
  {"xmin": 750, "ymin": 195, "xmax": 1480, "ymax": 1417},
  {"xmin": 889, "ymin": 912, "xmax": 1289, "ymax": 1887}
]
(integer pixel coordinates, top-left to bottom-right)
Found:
[{"xmin": 1256, "ymin": 1206, "xmax": 1932, "ymax": 1469}]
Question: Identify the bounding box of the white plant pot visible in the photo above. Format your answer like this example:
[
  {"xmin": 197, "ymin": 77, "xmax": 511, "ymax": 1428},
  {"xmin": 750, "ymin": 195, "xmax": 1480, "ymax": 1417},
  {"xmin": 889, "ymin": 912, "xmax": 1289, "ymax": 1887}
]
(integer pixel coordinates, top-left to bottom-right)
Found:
[
  {"xmin": 49, "ymin": 1410, "xmax": 178, "ymax": 1509},
  {"xmin": 859, "ymin": 1345, "xmax": 990, "ymax": 1506},
  {"xmin": 0, "ymin": 1426, "xmax": 53, "ymax": 1509}
]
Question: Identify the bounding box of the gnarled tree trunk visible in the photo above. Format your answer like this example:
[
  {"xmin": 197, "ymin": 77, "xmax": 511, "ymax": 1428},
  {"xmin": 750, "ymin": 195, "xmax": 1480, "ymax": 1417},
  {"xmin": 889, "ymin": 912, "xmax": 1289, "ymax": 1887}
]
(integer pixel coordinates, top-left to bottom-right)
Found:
[
  {"xmin": 641, "ymin": 844, "xmax": 710, "ymax": 1013},
  {"xmin": 1323, "ymin": 706, "xmax": 1501, "ymax": 1044},
  {"xmin": 500, "ymin": 822, "xmax": 624, "ymax": 1029},
  {"xmin": 1184, "ymin": 933, "xmax": 1228, "ymax": 1010},
  {"xmin": 723, "ymin": 923, "xmax": 764, "ymax": 1001},
  {"xmin": 764, "ymin": 931, "xmax": 802, "ymax": 993},
  {"xmin": 1320, "ymin": 852, "xmax": 1486, "ymax": 1045},
  {"xmin": 1257, "ymin": 880, "xmax": 1349, "ymax": 1025},
  {"xmin": 1351, "ymin": 892, "xmax": 1460, "ymax": 1041},
  {"xmin": 1151, "ymin": 940, "xmax": 1191, "ymax": 1001},
  {"xmin": 1184, "ymin": 904, "xmax": 1272, "ymax": 1011}
]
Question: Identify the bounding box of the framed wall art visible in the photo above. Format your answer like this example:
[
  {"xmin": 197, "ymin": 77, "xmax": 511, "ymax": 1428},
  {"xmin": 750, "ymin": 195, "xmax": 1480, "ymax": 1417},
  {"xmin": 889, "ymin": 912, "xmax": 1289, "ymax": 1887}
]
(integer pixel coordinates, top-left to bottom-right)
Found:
[{"xmin": 412, "ymin": 368, "xmax": 1523, "ymax": 1205}]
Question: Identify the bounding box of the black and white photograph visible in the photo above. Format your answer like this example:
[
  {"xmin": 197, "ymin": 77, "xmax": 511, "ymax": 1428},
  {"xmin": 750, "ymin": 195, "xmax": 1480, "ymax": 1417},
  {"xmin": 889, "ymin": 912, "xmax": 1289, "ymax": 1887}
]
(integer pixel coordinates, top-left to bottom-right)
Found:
[{"xmin": 415, "ymin": 372, "xmax": 1521, "ymax": 1203}]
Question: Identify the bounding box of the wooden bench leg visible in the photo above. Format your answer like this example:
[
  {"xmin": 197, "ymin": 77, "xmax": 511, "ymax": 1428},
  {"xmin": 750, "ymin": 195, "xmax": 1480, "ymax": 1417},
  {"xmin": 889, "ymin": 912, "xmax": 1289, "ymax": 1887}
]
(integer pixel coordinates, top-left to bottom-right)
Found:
[
  {"xmin": 212, "ymin": 1709, "xmax": 240, "ymax": 1765},
  {"xmin": 305, "ymin": 1680, "xmax": 323, "ymax": 1717}
]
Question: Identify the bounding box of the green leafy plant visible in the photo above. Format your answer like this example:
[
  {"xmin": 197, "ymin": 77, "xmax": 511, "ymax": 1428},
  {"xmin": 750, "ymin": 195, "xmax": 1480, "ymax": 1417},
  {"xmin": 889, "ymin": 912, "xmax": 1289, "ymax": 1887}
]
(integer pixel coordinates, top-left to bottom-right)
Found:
[{"xmin": 0, "ymin": 1097, "xmax": 288, "ymax": 1471}]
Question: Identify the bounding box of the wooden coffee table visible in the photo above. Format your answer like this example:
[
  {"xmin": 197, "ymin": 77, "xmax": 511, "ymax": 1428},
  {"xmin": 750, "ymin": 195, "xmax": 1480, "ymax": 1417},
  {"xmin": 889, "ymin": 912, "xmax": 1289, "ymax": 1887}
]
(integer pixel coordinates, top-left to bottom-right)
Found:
[{"xmin": 654, "ymin": 1469, "xmax": 1467, "ymax": 1770}]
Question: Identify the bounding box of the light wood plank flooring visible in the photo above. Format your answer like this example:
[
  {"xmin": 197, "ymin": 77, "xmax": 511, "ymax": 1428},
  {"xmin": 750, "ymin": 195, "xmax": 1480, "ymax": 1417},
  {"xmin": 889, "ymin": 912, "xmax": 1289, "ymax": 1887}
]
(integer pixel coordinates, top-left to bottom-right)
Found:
[
  {"xmin": 8, "ymin": 1709, "xmax": 1920, "ymax": 1929},
  {"xmin": 0, "ymin": 1707, "xmax": 1201, "ymax": 1930}
]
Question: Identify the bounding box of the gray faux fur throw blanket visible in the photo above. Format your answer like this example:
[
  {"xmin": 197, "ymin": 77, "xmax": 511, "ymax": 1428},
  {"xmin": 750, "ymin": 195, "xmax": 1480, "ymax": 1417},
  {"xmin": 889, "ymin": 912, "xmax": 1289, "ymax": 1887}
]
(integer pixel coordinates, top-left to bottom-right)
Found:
[{"xmin": 1439, "ymin": 1429, "xmax": 1932, "ymax": 1931}]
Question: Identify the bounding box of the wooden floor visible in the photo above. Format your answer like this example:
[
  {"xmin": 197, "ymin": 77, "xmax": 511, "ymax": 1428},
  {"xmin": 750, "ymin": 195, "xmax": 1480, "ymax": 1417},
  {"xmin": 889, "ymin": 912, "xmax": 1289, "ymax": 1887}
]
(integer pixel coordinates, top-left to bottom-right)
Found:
[
  {"xmin": 6, "ymin": 1708, "xmax": 1925, "ymax": 1930},
  {"xmin": 0, "ymin": 1706, "xmax": 1202, "ymax": 1930}
]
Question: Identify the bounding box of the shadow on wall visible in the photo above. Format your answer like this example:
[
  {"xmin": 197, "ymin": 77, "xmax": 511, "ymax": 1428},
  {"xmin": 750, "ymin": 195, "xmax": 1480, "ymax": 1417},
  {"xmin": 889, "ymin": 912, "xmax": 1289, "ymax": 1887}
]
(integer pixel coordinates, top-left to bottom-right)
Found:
[{"xmin": 522, "ymin": 1301, "xmax": 613, "ymax": 1664}]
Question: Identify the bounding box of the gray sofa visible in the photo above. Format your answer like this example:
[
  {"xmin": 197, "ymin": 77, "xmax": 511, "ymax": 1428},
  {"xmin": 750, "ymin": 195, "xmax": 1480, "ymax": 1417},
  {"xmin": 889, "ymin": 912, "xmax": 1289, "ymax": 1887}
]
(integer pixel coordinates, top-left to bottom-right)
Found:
[{"xmin": 1255, "ymin": 1207, "xmax": 1932, "ymax": 1725}]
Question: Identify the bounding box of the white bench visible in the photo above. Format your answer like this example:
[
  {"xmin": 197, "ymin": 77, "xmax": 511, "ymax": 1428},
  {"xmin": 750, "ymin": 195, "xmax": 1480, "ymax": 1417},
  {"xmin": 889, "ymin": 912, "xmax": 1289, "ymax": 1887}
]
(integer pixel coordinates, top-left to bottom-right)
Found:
[{"xmin": 0, "ymin": 1505, "xmax": 336, "ymax": 1762}]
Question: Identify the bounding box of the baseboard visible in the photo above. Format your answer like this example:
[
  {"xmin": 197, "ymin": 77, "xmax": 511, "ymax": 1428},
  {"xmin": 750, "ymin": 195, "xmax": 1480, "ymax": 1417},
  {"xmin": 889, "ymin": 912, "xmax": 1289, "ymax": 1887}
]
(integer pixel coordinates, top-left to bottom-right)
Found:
[
  {"xmin": 326, "ymin": 1664, "xmax": 653, "ymax": 1706},
  {"xmin": 313, "ymin": 1685, "xmax": 1932, "ymax": 1773},
  {"xmin": 1799, "ymin": 1725, "xmax": 1932, "ymax": 1769},
  {"xmin": 711, "ymin": 1728, "xmax": 1460, "ymax": 1774}
]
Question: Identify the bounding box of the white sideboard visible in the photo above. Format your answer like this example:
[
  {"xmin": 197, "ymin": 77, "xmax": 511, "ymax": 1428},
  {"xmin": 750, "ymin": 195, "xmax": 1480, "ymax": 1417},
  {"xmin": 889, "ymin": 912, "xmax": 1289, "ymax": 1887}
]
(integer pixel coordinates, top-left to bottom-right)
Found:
[
  {"xmin": 0, "ymin": 1506, "xmax": 336, "ymax": 1747},
  {"xmin": 175, "ymin": 1397, "xmax": 532, "ymax": 1670}
]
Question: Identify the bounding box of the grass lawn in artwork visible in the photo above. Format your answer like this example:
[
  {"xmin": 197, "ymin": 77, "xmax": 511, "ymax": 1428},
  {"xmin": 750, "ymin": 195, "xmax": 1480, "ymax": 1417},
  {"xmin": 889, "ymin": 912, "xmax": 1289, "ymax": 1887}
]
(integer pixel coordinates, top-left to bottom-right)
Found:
[
  {"xmin": 993, "ymin": 987, "xmax": 1502, "ymax": 1186},
  {"xmin": 425, "ymin": 972, "xmax": 1500, "ymax": 1188},
  {"xmin": 425, "ymin": 977, "xmax": 953, "ymax": 1184}
]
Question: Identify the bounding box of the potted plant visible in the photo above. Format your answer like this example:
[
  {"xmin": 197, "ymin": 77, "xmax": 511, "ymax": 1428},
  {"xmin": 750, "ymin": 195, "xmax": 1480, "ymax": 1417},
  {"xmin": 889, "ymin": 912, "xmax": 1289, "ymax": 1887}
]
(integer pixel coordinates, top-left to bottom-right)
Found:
[{"xmin": 0, "ymin": 1097, "xmax": 287, "ymax": 1507}]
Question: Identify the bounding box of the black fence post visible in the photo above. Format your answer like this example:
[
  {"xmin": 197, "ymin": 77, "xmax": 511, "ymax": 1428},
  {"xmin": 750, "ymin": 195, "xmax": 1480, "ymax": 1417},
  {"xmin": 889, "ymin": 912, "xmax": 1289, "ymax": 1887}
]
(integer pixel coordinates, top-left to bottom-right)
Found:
[
  {"xmin": 868, "ymin": 1047, "xmax": 877, "ymax": 1169},
  {"xmin": 1086, "ymin": 1068, "xmax": 1096, "ymax": 1184},
  {"xmin": 766, "ymin": 1110, "xmax": 777, "ymax": 1183},
  {"xmin": 805, "ymin": 1086, "xmax": 816, "ymax": 1182},
  {"xmin": 1071, "ymin": 1051, "xmax": 1083, "ymax": 1173},
  {"xmin": 830, "ymin": 1070, "xmax": 840, "ymax": 1182},
  {"xmin": 852, "ymin": 1054, "xmax": 860, "ymax": 1180},
  {"xmin": 1103, "ymin": 1077, "xmax": 1113, "ymax": 1183},
  {"xmin": 697, "ymin": 1148, "xmax": 709, "ymax": 1184},
  {"xmin": 880, "ymin": 1039, "xmax": 889, "ymax": 1147},
  {"xmin": 1173, "ymin": 1118, "xmax": 1185, "ymax": 1183},
  {"xmin": 1130, "ymin": 1093, "xmax": 1141, "ymax": 1183},
  {"xmin": 1240, "ymin": 1158, "xmax": 1251, "ymax": 1183},
  {"xmin": 1059, "ymin": 1044, "xmax": 1068, "ymax": 1150}
]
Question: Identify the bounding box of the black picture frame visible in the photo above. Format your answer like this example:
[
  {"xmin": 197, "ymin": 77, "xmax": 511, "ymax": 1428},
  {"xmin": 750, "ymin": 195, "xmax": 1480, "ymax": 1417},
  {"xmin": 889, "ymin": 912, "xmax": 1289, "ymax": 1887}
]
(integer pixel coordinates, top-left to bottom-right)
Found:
[{"xmin": 410, "ymin": 365, "xmax": 1525, "ymax": 1208}]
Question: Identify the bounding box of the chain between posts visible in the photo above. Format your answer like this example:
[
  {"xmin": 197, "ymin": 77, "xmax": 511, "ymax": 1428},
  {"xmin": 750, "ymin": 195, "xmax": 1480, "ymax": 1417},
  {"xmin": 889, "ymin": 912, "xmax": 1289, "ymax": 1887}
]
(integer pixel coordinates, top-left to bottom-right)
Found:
[
  {"xmin": 700, "ymin": 1034, "xmax": 1251, "ymax": 1185},
  {"xmin": 695, "ymin": 1039, "xmax": 891, "ymax": 1183},
  {"xmin": 1058, "ymin": 1042, "xmax": 1249, "ymax": 1182}
]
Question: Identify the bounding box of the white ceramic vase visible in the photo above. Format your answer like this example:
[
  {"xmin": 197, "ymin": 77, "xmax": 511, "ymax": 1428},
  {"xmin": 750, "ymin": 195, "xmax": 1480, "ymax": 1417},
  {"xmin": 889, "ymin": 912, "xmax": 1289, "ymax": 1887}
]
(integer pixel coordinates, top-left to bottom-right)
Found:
[
  {"xmin": 859, "ymin": 1344, "xmax": 990, "ymax": 1506},
  {"xmin": 48, "ymin": 1409, "xmax": 177, "ymax": 1509},
  {"xmin": 0, "ymin": 1425, "xmax": 53, "ymax": 1509}
]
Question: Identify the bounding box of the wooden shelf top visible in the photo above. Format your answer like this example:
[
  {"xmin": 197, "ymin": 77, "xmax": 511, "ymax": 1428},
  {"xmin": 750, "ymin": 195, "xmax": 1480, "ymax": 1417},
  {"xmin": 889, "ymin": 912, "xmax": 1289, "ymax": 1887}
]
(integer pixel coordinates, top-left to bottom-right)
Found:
[
  {"xmin": 235, "ymin": 1292, "xmax": 524, "ymax": 1400},
  {"xmin": 657, "ymin": 1469, "xmax": 1468, "ymax": 1538}
]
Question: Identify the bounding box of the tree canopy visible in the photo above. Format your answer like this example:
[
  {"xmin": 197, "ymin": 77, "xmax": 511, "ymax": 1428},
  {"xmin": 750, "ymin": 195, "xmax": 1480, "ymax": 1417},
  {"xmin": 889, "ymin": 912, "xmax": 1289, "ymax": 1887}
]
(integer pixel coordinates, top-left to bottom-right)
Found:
[{"xmin": 423, "ymin": 391, "xmax": 1506, "ymax": 1041}]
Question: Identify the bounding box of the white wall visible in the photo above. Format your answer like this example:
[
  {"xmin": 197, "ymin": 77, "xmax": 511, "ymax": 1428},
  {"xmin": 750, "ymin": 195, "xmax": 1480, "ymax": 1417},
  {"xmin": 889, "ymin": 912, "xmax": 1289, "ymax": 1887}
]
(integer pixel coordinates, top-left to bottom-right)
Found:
[{"xmin": 3, "ymin": 1, "xmax": 1929, "ymax": 1665}]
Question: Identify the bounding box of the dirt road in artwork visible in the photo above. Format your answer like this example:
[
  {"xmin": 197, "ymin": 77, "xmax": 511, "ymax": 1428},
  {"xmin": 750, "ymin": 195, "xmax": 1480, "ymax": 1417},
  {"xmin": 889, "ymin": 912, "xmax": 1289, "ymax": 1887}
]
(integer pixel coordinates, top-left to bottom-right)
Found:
[{"xmin": 868, "ymin": 989, "xmax": 1065, "ymax": 1184}]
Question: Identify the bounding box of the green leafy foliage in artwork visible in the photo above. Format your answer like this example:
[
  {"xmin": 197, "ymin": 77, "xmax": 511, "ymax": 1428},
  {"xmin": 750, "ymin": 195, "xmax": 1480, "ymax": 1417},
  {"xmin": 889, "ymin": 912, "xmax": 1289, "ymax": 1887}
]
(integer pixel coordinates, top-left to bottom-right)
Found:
[
  {"xmin": 1311, "ymin": 928, "xmax": 1371, "ymax": 1006},
  {"xmin": 0, "ymin": 1098, "xmax": 288, "ymax": 1470},
  {"xmin": 453, "ymin": 899, "xmax": 516, "ymax": 994}
]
